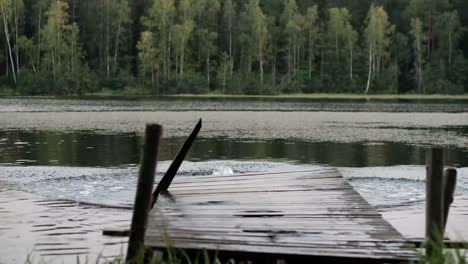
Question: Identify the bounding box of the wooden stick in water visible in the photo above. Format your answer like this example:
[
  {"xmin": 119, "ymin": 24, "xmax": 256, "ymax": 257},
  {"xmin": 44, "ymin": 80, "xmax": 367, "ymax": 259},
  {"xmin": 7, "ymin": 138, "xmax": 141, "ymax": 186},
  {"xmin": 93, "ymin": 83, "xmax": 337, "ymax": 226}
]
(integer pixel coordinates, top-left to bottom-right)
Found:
[{"xmin": 152, "ymin": 119, "xmax": 202, "ymax": 207}]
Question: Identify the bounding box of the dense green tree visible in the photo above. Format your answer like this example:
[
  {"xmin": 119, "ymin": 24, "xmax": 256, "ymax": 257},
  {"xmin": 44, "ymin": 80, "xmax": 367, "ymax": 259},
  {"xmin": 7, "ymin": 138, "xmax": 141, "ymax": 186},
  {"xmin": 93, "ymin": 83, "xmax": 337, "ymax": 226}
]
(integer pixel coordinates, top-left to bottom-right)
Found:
[
  {"xmin": 0, "ymin": 0, "xmax": 467, "ymax": 95},
  {"xmin": 143, "ymin": 0, "xmax": 175, "ymax": 81},
  {"xmin": 321, "ymin": 8, "xmax": 357, "ymax": 92}
]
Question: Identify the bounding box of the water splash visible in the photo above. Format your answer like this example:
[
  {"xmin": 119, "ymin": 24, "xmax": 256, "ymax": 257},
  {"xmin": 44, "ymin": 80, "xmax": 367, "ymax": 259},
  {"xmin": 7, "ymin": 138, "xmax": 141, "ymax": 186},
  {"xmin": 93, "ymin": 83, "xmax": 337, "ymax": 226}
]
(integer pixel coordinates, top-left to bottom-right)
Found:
[
  {"xmin": 340, "ymin": 166, "xmax": 468, "ymax": 209},
  {"xmin": 0, "ymin": 160, "xmax": 314, "ymax": 207}
]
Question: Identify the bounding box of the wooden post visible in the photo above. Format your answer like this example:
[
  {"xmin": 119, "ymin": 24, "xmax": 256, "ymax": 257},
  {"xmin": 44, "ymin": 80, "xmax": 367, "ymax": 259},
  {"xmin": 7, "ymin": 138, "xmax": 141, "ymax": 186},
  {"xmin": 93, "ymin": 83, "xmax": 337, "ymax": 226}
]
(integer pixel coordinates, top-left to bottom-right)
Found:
[
  {"xmin": 442, "ymin": 167, "xmax": 457, "ymax": 234},
  {"xmin": 152, "ymin": 119, "xmax": 202, "ymax": 207},
  {"xmin": 126, "ymin": 124, "xmax": 163, "ymax": 262},
  {"xmin": 425, "ymin": 148, "xmax": 444, "ymax": 256}
]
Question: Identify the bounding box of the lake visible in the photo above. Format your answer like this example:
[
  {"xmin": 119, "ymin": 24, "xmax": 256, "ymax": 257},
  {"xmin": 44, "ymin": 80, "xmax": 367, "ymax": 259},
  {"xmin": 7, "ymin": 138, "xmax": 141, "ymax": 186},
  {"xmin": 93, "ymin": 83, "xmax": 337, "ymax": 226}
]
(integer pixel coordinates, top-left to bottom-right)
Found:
[{"xmin": 0, "ymin": 97, "xmax": 467, "ymax": 263}]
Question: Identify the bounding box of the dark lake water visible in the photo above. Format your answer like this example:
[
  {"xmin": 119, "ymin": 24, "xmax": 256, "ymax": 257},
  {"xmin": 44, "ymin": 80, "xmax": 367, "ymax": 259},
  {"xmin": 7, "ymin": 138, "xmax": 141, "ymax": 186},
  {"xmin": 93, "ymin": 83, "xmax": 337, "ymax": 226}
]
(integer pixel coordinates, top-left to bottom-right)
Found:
[
  {"xmin": 0, "ymin": 97, "xmax": 467, "ymax": 208},
  {"xmin": 0, "ymin": 97, "xmax": 467, "ymax": 263}
]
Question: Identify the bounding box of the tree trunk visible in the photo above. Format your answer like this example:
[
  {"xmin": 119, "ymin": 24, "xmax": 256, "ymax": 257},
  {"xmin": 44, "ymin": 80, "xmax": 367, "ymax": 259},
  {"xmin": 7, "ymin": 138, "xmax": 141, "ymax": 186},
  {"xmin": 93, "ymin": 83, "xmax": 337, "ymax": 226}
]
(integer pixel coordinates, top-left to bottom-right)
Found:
[
  {"xmin": 106, "ymin": 0, "xmax": 110, "ymax": 79},
  {"xmin": 151, "ymin": 63, "xmax": 154, "ymax": 89},
  {"xmin": 168, "ymin": 30, "xmax": 172, "ymax": 78},
  {"xmin": 163, "ymin": 36, "xmax": 167, "ymax": 80},
  {"xmin": 222, "ymin": 61, "xmax": 226, "ymax": 94},
  {"xmin": 259, "ymin": 42, "xmax": 263, "ymax": 84},
  {"xmin": 1, "ymin": 3, "xmax": 17, "ymax": 84},
  {"xmin": 5, "ymin": 46, "xmax": 8, "ymax": 77},
  {"xmin": 350, "ymin": 45, "xmax": 353, "ymax": 80},
  {"xmin": 320, "ymin": 47, "xmax": 323, "ymax": 81},
  {"xmin": 180, "ymin": 46, "xmax": 184, "ymax": 78},
  {"xmin": 114, "ymin": 21, "xmax": 122, "ymax": 73},
  {"xmin": 365, "ymin": 44, "xmax": 373, "ymax": 94},
  {"xmin": 239, "ymin": 47, "xmax": 244, "ymax": 74},
  {"xmin": 71, "ymin": 33, "xmax": 75, "ymax": 75},
  {"xmin": 308, "ymin": 29, "xmax": 312, "ymax": 80},
  {"xmin": 37, "ymin": 7, "xmax": 42, "ymax": 72},
  {"xmin": 335, "ymin": 30, "xmax": 339, "ymax": 63},
  {"xmin": 297, "ymin": 45, "xmax": 301, "ymax": 73},
  {"xmin": 14, "ymin": 0, "xmax": 19, "ymax": 75},
  {"xmin": 57, "ymin": 30, "xmax": 61, "ymax": 67},
  {"xmin": 272, "ymin": 55, "xmax": 276, "ymax": 86},
  {"xmin": 448, "ymin": 33, "xmax": 452, "ymax": 65},
  {"xmin": 287, "ymin": 41, "xmax": 291, "ymax": 79},
  {"xmin": 174, "ymin": 46, "xmax": 178, "ymax": 79},
  {"xmin": 229, "ymin": 27, "xmax": 233, "ymax": 77},
  {"xmin": 206, "ymin": 55, "xmax": 210, "ymax": 84},
  {"xmin": 52, "ymin": 49, "xmax": 56, "ymax": 82},
  {"xmin": 416, "ymin": 37, "xmax": 424, "ymax": 94}
]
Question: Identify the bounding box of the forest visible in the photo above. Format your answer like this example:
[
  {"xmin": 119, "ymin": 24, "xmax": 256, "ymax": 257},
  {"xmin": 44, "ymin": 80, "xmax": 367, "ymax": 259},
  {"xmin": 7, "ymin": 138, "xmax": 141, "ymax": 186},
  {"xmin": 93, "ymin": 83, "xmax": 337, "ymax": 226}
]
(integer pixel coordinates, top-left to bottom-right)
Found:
[{"xmin": 0, "ymin": 0, "xmax": 467, "ymax": 95}]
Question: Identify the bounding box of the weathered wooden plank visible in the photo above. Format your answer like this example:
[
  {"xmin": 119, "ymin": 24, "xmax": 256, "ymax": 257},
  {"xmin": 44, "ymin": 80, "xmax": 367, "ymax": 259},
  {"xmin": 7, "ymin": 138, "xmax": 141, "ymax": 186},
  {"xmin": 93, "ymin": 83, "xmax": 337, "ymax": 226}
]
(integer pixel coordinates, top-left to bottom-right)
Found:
[
  {"xmin": 145, "ymin": 169, "xmax": 416, "ymax": 261},
  {"xmin": 170, "ymin": 171, "xmax": 341, "ymax": 183}
]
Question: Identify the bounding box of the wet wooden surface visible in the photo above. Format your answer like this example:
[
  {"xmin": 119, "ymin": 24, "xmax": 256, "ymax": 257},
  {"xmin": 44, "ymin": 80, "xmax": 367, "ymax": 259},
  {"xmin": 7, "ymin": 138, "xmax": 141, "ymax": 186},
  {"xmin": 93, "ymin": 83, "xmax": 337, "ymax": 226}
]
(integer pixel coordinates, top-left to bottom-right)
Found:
[{"xmin": 145, "ymin": 168, "xmax": 416, "ymax": 262}]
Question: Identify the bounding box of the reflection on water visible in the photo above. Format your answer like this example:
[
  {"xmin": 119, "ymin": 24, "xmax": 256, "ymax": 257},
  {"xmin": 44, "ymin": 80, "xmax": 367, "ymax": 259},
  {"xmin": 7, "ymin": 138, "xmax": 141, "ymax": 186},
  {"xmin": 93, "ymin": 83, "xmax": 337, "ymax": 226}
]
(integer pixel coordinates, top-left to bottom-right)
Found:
[{"xmin": 0, "ymin": 130, "xmax": 467, "ymax": 167}]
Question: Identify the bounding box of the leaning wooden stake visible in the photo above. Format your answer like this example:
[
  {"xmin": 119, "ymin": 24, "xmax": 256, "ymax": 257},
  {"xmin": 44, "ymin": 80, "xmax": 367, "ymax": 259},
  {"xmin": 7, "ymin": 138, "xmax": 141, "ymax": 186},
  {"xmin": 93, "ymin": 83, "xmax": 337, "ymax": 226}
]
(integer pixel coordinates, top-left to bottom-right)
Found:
[
  {"xmin": 126, "ymin": 124, "xmax": 162, "ymax": 262},
  {"xmin": 152, "ymin": 119, "xmax": 202, "ymax": 207},
  {"xmin": 442, "ymin": 167, "xmax": 457, "ymax": 233},
  {"xmin": 425, "ymin": 148, "xmax": 444, "ymax": 256}
]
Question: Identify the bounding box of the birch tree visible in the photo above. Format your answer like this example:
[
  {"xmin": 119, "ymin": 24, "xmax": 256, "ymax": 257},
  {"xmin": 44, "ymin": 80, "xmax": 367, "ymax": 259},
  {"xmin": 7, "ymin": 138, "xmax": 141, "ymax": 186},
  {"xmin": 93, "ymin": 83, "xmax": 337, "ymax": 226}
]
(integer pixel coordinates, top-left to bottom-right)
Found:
[
  {"xmin": 173, "ymin": 0, "xmax": 194, "ymax": 79},
  {"xmin": 281, "ymin": 0, "xmax": 304, "ymax": 79},
  {"xmin": 111, "ymin": 0, "xmax": 131, "ymax": 74},
  {"xmin": 33, "ymin": 0, "xmax": 52, "ymax": 72},
  {"xmin": 223, "ymin": 0, "xmax": 236, "ymax": 77},
  {"xmin": 243, "ymin": 0, "xmax": 268, "ymax": 84},
  {"xmin": 304, "ymin": 5, "xmax": 319, "ymax": 80},
  {"xmin": 0, "ymin": 0, "xmax": 17, "ymax": 83},
  {"xmin": 435, "ymin": 11, "xmax": 461, "ymax": 65},
  {"xmin": 325, "ymin": 8, "xmax": 355, "ymax": 87},
  {"xmin": 137, "ymin": 31, "xmax": 159, "ymax": 89},
  {"xmin": 364, "ymin": 5, "xmax": 394, "ymax": 94},
  {"xmin": 144, "ymin": 0, "xmax": 175, "ymax": 80},
  {"xmin": 43, "ymin": 0, "xmax": 69, "ymax": 82},
  {"xmin": 410, "ymin": 18, "xmax": 425, "ymax": 93}
]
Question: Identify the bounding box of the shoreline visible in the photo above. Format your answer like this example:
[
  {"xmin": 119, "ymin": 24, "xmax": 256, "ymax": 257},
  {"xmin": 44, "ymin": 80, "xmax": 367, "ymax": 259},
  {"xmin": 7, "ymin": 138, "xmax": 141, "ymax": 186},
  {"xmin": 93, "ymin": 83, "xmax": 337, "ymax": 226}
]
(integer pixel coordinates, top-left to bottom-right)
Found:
[{"xmin": 1, "ymin": 93, "xmax": 468, "ymax": 101}]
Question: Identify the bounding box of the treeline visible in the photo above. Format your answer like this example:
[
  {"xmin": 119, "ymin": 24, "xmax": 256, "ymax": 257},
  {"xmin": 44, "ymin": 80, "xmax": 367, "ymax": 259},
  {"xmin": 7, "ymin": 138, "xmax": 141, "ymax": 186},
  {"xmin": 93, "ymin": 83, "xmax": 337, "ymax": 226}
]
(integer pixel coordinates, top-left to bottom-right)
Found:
[{"xmin": 1, "ymin": 0, "xmax": 467, "ymax": 95}]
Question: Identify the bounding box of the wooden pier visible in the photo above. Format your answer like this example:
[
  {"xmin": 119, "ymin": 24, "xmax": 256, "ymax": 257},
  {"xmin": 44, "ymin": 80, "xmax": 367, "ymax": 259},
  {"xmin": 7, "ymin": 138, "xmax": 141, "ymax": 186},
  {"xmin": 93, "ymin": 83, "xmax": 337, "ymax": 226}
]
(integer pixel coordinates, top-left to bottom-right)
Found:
[
  {"xmin": 113, "ymin": 122, "xmax": 424, "ymax": 263},
  {"xmin": 143, "ymin": 168, "xmax": 416, "ymax": 263}
]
